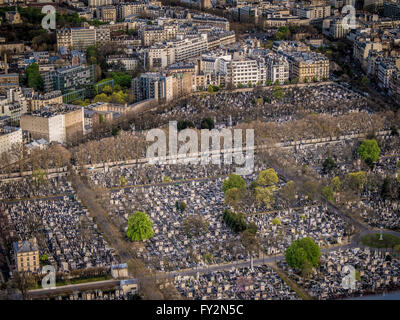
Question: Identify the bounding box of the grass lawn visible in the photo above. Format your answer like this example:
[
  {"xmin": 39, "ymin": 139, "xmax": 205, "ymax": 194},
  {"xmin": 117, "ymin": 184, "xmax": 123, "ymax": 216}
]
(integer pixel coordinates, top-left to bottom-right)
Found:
[{"xmin": 361, "ymin": 233, "xmax": 400, "ymax": 249}]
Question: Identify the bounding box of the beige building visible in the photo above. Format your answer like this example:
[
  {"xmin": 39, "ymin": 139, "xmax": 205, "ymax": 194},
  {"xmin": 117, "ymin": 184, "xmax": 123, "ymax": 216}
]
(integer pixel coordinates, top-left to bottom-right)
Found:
[
  {"xmin": 96, "ymin": 6, "xmax": 117, "ymax": 23},
  {"xmin": 0, "ymin": 126, "xmax": 22, "ymax": 155},
  {"xmin": 140, "ymin": 25, "xmax": 178, "ymax": 46},
  {"xmin": 57, "ymin": 27, "xmax": 111, "ymax": 50},
  {"xmin": 13, "ymin": 238, "xmax": 40, "ymax": 273},
  {"xmin": 283, "ymin": 51, "xmax": 330, "ymax": 82},
  {"xmin": 25, "ymin": 90, "xmax": 63, "ymax": 112},
  {"xmin": 21, "ymin": 105, "xmax": 84, "ymax": 144}
]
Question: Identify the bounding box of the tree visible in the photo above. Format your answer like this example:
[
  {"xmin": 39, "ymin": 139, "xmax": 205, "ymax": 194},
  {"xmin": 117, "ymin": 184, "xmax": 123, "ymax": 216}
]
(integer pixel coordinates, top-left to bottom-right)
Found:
[
  {"xmin": 200, "ymin": 117, "xmax": 215, "ymax": 130},
  {"xmin": 224, "ymin": 187, "xmax": 245, "ymax": 207},
  {"xmin": 321, "ymin": 185, "xmax": 334, "ymax": 202},
  {"xmin": 322, "ymin": 157, "xmax": 336, "ymax": 174},
  {"xmin": 273, "ymin": 86, "xmax": 284, "ymax": 100},
  {"xmin": 272, "ymin": 217, "xmax": 281, "ymax": 225},
  {"xmin": 240, "ymin": 229, "xmax": 259, "ymax": 255},
  {"xmin": 126, "ymin": 211, "xmax": 154, "ymax": 241},
  {"xmin": 358, "ymin": 139, "xmax": 380, "ymax": 164},
  {"xmin": 256, "ymin": 168, "xmax": 279, "ymax": 186},
  {"xmin": 255, "ymin": 186, "xmax": 276, "ymax": 208},
  {"xmin": 181, "ymin": 215, "xmax": 208, "ymax": 237},
  {"xmin": 222, "ymin": 174, "xmax": 246, "ymax": 194},
  {"xmin": 303, "ymin": 180, "xmax": 318, "ymax": 200},
  {"xmin": 207, "ymin": 85, "xmax": 214, "ymax": 93},
  {"xmin": 179, "ymin": 201, "xmax": 187, "ymax": 212},
  {"xmin": 279, "ymin": 180, "xmax": 296, "ymax": 202},
  {"xmin": 330, "ymin": 176, "xmax": 342, "ymax": 193},
  {"xmin": 26, "ymin": 62, "xmax": 44, "ymax": 91},
  {"xmin": 285, "ymin": 237, "xmax": 321, "ymax": 271},
  {"xmin": 32, "ymin": 168, "xmax": 46, "ymax": 185},
  {"xmin": 346, "ymin": 171, "xmax": 367, "ymax": 192},
  {"xmin": 380, "ymin": 177, "xmax": 399, "ymax": 200}
]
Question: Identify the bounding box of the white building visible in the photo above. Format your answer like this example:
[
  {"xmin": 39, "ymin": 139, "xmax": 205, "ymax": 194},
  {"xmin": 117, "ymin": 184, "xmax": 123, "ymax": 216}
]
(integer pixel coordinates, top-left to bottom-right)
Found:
[
  {"xmin": 264, "ymin": 54, "xmax": 289, "ymax": 84},
  {"xmin": 227, "ymin": 58, "xmax": 266, "ymax": 87}
]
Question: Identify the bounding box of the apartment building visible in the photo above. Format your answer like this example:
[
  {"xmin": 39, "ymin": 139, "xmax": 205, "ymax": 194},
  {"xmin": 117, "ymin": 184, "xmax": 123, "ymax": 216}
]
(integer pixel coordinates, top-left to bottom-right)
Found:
[
  {"xmin": 140, "ymin": 25, "xmax": 178, "ymax": 46},
  {"xmin": 293, "ymin": 5, "xmax": 331, "ymax": 21},
  {"xmin": 88, "ymin": 0, "xmax": 113, "ymax": 7},
  {"xmin": 171, "ymin": 35, "xmax": 208, "ymax": 62},
  {"xmin": 106, "ymin": 55, "xmax": 139, "ymax": 71},
  {"xmin": 0, "ymin": 125, "xmax": 22, "ymax": 155},
  {"xmin": 21, "ymin": 105, "xmax": 84, "ymax": 144},
  {"xmin": 264, "ymin": 53, "xmax": 289, "ymax": 84},
  {"xmin": 353, "ymin": 39, "xmax": 383, "ymax": 69},
  {"xmin": 282, "ymin": 51, "xmax": 330, "ymax": 82},
  {"xmin": 131, "ymin": 72, "xmax": 174, "ymax": 102},
  {"xmin": 146, "ymin": 45, "xmax": 176, "ymax": 69},
  {"xmin": 48, "ymin": 65, "xmax": 96, "ymax": 94},
  {"xmin": 0, "ymin": 73, "xmax": 19, "ymax": 94},
  {"xmin": 13, "ymin": 238, "xmax": 40, "ymax": 273},
  {"xmin": 227, "ymin": 58, "xmax": 266, "ymax": 87},
  {"xmin": 0, "ymin": 88, "xmax": 28, "ymax": 124},
  {"xmin": 24, "ymin": 90, "xmax": 63, "ymax": 112},
  {"xmin": 117, "ymin": 2, "xmax": 145, "ymax": 20},
  {"xmin": 378, "ymin": 60, "xmax": 398, "ymax": 89},
  {"xmin": 190, "ymin": 15, "xmax": 230, "ymax": 31},
  {"xmin": 328, "ymin": 17, "xmax": 351, "ymax": 39},
  {"xmin": 57, "ymin": 27, "xmax": 111, "ymax": 50},
  {"xmin": 96, "ymin": 6, "xmax": 117, "ymax": 23}
]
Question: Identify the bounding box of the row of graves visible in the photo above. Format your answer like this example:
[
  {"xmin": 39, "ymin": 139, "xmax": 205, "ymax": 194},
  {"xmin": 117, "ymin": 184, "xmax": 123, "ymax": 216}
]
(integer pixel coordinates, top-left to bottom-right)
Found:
[
  {"xmin": 89, "ymin": 163, "xmax": 237, "ymax": 189},
  {"xmin": 172, "ymin": 265, "xmax": 299, "ymax": 300},
  {"xmin": 0, "ymin": 175, "xmax": 73, "ymax": 200},
  {"xmin": 110, "ymin": 178, "xmax": 242, "ymax": 271},
  {"xmin": 246, "ymin": 206, "xmax": 353, "ymax": 256},
  {"xmin": 163, "ymin": 84, "xmax": 368, "ymax": 127},
  {"xmin": 3, "ymin": 197, "xmax": 117, "ymax": 272},
  {"xmin": 109, "ymin": 170, "xmax": 354, "ymax": 271},
  {"xmin": 358, "ymin": 194, "xmax": 400, "ymax": 230},
  {"xmin": 278, "ymin": 247, "xmax": 400, "ymax": 300}
]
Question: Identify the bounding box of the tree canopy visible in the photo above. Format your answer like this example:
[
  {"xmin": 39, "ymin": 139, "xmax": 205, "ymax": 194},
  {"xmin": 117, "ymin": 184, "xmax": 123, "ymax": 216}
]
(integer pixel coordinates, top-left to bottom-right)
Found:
[
  {"xmin": 126, "ymin": 211, "xmax": 154, "ymax": 241},
  {"xmin": 256, "ymin": 168, "xmax": 279, "ymax": 186},
  {"xmin": 358, "ymin": 139, "xmax": 380, "ymax": 164},
  {"xmin": 222, "ymin": 174, "xmax": 246, "ymax": 194},
  {"xmin": 26, "ymin": 63, "xmax": 44, "ymax": 91},
  {"xmin": 285, "ymin": 237, "xmax": 321, "ymax": 271}
]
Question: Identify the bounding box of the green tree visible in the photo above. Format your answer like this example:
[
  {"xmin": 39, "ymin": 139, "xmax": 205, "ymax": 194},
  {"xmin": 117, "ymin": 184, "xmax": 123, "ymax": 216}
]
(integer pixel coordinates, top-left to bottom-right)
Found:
[
  {"xmin": 272, "ymin": 217, "xmax": 281, "ymax": 225},
  {"xmin": 207, "ymin": 85, "xmax": 214, "ymax": 93},
  {"xmin": 179, "ymin": 201, "xmax": 187, "ymax": 212},
  {"xmin": 200, "ymin": 117, "xmax": 215, "ymax": 130},
  {"xmin": 222, "ymin": 174, "xmax": 246, "ymax": 193},
  {"xmin": 255, "ymin": 186, "xmax": 276, "ymax": 208},
  {"xmin": 32, "ymin": 168, "xmax": 46, "ymax": 185},
  {"xmin": 256, "ymin": 168, "xmax": 279, "ymax": 186},
  {"xmin": 224, "ymin": 187, "xmax": 245, "ymax": 206},
  {"xmin": 102, "ymin": 85, "xmax": 113, "ymax": 95},
  {"xmin": 347, "ymin": 171, "xmax": 367, "ymax": 192},
  {"xmin": 322, "ymin": 157, "xmax": 336, "ymax": 174},
  {"xmin": 285, "ymin": 237, "xmax": 321, "ymax": 270},
  {"xmin": 126, "ymin": 211, "xmax": 154, "ymax": 241},
  {"xmin": 321, "ymin": 185, "xmax": 334, "ymax": 202},
  {"xmin": 26, "ymin": 63, "xmax": 44, "ymax": 91},
  {"xmin": 358, "ymin": 139, "xmax": 380, "ymax": 164},
  {"xmin": 273, "ymin": 86, "xmax": 284, "ymax": 100},
  {"xmin": 330, "ymin": 176, "xmax": 342, "ymax": 193}
]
